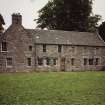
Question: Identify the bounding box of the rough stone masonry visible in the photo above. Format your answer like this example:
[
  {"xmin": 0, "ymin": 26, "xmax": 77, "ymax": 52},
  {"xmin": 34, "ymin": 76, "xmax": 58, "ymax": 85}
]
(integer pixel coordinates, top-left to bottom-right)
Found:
[{"xmin": 0, "ymin": 13, "xmax": 105, "ymax": 72}]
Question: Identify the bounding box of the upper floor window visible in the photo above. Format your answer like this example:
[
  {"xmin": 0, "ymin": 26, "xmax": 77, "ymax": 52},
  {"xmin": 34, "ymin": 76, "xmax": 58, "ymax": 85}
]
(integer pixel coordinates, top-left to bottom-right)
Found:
[
  {"xmin": 1, "ymin": 42, "xmax": 7, "ymax": 52},
  {"xmin": 58, "ymin": 45, "xmax": 62, "ymax": 53},
  {"xmin": 29, "ymin": 45, "xmax": 32, "ymax": 51},
  {"xmin": 27, "ymin": 58, "xmax": 31, "ymax": 66},
  {"xmin": 6, "ymin": 57, "xmax": 13, "ymax": 67},
  {"xmin": 43, "ymin": 44, "xmax": 46, "ymax": 52}
]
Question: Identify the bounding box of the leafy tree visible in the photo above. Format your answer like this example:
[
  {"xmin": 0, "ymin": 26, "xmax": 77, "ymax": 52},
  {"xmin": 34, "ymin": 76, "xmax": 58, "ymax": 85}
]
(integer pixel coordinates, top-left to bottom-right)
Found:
[
  {"xmin": 98, "ymin": 22, "xmax": 105, "ymax": 41},
  {"xmin": 0, "ymin": 14, "xmax": 5, "ymax": 33},
  {"xmin": 36, "ymin": 0, "xmax": 101, "ymax": 32}
]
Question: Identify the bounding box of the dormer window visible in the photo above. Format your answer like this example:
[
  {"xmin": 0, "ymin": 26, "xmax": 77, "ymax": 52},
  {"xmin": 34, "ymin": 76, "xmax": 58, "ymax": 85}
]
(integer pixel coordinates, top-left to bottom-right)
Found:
[{"xmin": 1, "ymin": 42, "xmax": 7, "ymax": 52}]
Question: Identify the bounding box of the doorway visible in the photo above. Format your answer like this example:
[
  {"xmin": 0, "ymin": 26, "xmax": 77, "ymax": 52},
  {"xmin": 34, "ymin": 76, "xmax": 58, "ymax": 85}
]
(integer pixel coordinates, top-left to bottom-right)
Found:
[{"xmin": 60, "ymin": 57, "xmax": 65, "ymax": 71}]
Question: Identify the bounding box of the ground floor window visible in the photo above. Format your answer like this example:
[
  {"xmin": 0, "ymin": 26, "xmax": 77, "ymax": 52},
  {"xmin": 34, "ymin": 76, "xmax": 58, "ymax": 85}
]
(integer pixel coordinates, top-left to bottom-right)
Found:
[
  {"xmin": 37, "ymin": 57, "xmax": 57, "ymax": 66},
  {"xmin": 38, "ymin": 58, "xmax": 43, "ymax": 66},
  {"xmin": 89, "ymin": 59, "xmax": 94, "ymax": 65},
  {"xmin": 95, "ymin": 58, "xmax": 99, "ymax": 65},
  {"xmin": 71, "ymin": 58, "xmax": 75, "ymax": 66},
  {"xmin": 46, "ymin": 58, "xmax": 51, "ymax": 65},
  {"xmin": 83, "ymin": 58, "xmax": 100, "ymax": 65},
  {"xmin": 53, "ymin": 58, "xmax": 57, "ymax": 65},
  {"xmin": 84, "ymin": 58, "xmax": 88, "ymax": 65},
  {"xmin": 6, "ymin": 57, "xmax": 12, "ymax": 67},
  {"xmin": 27, "ymin": 58, "xmax": 31, "ymax": 66}
]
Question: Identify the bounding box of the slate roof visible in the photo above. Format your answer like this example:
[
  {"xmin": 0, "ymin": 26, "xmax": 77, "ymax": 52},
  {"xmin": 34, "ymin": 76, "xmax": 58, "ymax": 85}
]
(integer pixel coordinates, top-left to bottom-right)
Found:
[{"xmin": 26, "ymin": 29, "xmax": 105, "ymax": 47}]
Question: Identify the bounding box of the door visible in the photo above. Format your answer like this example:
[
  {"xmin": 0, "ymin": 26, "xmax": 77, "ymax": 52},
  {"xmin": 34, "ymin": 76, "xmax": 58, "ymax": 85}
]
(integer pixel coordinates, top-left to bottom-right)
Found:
[{"xmin": 60, "ymin": 57, "xmax": 65, "ymax": 71}]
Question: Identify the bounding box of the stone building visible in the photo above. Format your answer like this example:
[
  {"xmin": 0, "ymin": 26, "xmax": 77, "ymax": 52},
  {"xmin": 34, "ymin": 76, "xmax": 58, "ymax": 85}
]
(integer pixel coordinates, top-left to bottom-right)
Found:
[{"xmin": 0, "ymin": 13, "xmax": 105, "ymax": 72}]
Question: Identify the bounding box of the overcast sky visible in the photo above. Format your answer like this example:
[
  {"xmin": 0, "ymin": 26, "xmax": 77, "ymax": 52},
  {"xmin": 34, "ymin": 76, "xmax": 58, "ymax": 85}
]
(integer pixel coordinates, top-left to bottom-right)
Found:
[{"xmin": 0, "ymin": 0, "xmax": 105, "ymax": 29}]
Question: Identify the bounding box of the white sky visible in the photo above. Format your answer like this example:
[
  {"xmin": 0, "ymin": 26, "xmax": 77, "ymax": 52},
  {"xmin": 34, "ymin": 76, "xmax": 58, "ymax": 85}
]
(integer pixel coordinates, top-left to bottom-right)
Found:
[{"xmin": 0, "ymin": 0, "xmax": 105, "ymax": 29}]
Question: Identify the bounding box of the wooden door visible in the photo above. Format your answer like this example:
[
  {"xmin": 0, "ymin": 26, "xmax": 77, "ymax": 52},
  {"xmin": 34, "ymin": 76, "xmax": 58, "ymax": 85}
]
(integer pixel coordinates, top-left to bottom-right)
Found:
[{"xmin": 60, "ymin": 57, "xmax": 65, "ymax": 71}]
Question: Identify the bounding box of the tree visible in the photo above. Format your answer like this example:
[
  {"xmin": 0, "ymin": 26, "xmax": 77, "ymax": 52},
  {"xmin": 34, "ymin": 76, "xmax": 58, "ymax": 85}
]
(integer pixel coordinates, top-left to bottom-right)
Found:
[
  {"xmin": 36, "ymin": 0, "xmax": 101, "ymax": 32},
  {"xmin": 98, "ymin": 22, "xmax": 105, "ymax": 41},
  {"xmin": 0, "ymin": 14, "xmax": 5, "ymax": 33}
]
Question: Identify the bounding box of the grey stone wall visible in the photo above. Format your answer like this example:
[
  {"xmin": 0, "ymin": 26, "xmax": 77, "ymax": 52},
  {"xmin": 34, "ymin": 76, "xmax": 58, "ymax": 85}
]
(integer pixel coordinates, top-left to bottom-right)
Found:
[{"xmin": 35, "ymin": 44, "xmax": 105, "ymax": 71}]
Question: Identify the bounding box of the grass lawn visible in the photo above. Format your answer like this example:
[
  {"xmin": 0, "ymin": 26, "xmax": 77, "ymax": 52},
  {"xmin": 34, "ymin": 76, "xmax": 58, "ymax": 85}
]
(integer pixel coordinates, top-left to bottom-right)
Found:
[{"xmin": 0, "ymin": 72, "xmax": 105, "ymax": 105}]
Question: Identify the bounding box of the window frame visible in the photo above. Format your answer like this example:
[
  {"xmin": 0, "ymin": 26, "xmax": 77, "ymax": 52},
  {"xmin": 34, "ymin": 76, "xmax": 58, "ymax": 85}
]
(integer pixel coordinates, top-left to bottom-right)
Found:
[
  {"xmin": 38, "ymin": 58, "xmax": 43, "ymax": 66},
  {"xmin": 89, "ymin": 58, "xmax": 94, "ymax": 65},
  {"xmin": 29, "ymin": 45, "xmax": 32, "ymax": 51},
  {"xmin": 95, "ymin": 58, "xmax": 99, "ymax": 65},
  {"xmin": 27, "ymin": 58, "xmax": 32, "ymax": 67},
  {"xmin": 1, "ymin": 42, "xmax": 7, "ymax": 52},
  {"xmin": 58, "ymin": 45, "xmax": 62, "ymax": 53},
  {"xmin": 71, "ymin": 58, "xmax": 75, "ymax": 66},
  {"xmin": 6, "ymin": 57, "xmax": 13, "ymax": 68},
  {"xmin": 43, "ymin": 44, "xmax": 46, "ymax": 52},
  {"xmin": 84, "ymin": 58, "xmax": 88, "ymax": 65}
]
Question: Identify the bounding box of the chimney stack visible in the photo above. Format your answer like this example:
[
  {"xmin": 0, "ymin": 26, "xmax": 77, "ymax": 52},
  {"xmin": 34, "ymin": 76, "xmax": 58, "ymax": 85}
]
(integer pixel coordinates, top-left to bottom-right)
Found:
[{"xmin": 12, "ymin": 13, "xmax": 22, "ymax": 25}]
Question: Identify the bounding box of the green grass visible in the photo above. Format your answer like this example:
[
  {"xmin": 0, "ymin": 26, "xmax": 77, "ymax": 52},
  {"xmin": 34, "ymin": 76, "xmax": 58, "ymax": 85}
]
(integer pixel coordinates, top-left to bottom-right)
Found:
[{"xmin": 0, "ymin": 72, "xmax": 105, "ymax": 105}]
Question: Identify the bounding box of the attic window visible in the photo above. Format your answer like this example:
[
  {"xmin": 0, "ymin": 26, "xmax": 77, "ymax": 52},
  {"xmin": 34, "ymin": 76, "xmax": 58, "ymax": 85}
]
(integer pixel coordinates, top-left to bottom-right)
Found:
[{"xmin": 1, "ymin": 42, "xmax": 7, "ymax": 52}]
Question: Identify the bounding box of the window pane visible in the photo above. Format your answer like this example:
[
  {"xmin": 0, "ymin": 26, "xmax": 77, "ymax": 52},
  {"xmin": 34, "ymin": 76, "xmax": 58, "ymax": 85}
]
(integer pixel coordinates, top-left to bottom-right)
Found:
[
  {"xmin": 71, "ymin": 58, "xmax": 75, "ymax": 66},
  {"xmin": 58, "ymin": 45, "xmax": 62, "ymax": 53},
  {"xmin": 95, "ymin": 58, "xmax": 99, "ymax": 65},
  {"xmin": 43, "ymin": 44, "xmax": 46, "ymax": 52},
  {"xmin": 2, "ymin": 42, "xmax": 7, "ymax": 51},
  {"xmin": 53, "ymin": 59, "xmax": 57, "ymax": 65},
  {"xmin": 84, "ymin": 58, "xmax": 87, "ymax": 65},
  {"xmin": 27, "ymin": 58, "xmax": 31, "ymax": 66},
  {"xmin": 6, "ymin": 58, "xmax": 12, "ymax": 66},
  {"xmin": 29, "ymin": 46, "xmax": 32, "ymax": 51},
  {"xmin": 89, "ymin": 59, "xmax": 93, "ymax": 65},
  {"xmin": 46, "ymin": 58, "xmax": 50, "ymax": 65},
  {"xmin": 38, "ymin": 58, "xmax": 43, "ymax": 66}
]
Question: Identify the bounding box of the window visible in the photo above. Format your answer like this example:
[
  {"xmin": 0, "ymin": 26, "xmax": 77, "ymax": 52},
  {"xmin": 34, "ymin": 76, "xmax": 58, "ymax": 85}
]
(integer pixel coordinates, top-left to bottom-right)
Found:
[
  {"xmin": 27, "ymin": 58, "xmax": 31, "ymax": 66},
  {"xmin": 6, "ymin": 58, "xmax": 12, "ymax": 67},
  {"xmin": 53, "ymin": 59, "xmax": 57, "ymax": 65},
  {"xmin": 1, "ymin": 42, "xmax": 7, "ymax": 51},
  {"xmin": 71, "ymin": 58, "xmax": 75, "ymax": 66},
  {"xmin": 38, "ymin": 58, "xmax": 43, "ymax": 66},
  {"xmin": 89, "ymin": 59, "xmax": 94, "ymax": 65},
  {"xmin": 43, "ymin": 44, "xmax": 46, "ymax": 52},
  {"xmin": 29, "ymin": 46, "xmax": 32, "ymax": 51},
  {"xmin": 84, "ymin": 58, "xmax": 88, "ymax": 65},
  {"xmin": 46, "ymin": 58, "xmax": 50, "ymax": 65},
  {"xmin": 58, "ymin": 45, "xmax": 62, "ymax": 53},
  {"xmin": 95, "ymin": 58, "xmax": 99, "ymax": 65}
]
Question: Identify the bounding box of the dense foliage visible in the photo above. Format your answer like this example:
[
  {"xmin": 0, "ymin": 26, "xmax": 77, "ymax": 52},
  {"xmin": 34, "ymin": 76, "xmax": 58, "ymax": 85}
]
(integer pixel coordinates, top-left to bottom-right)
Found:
[
  {"xmin": 36, "ymin": 0, "xmax": 101, "ymax": 32},
  {"xmin": 0, "ymin": 14, "xmax": 5, "ymax": 32},
  {"xmin": 98, "ymin": 22, "xmax": 105, "ymax": 42}
]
